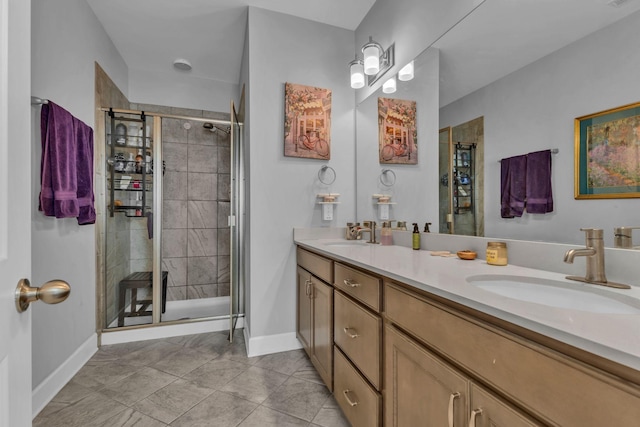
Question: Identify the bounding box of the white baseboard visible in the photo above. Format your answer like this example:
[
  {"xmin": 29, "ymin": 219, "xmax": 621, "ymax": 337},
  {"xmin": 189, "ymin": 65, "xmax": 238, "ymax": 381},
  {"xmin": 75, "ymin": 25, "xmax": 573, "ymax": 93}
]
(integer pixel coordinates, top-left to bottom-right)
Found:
[
  {"xmin": 32, "ymin": 333, "xmax": 98, "ymax": 419},
  {"xmin": 100, "ymin": 316, "xmax": 244, "ymax": 346},
  {"xmin": 244, "ymin": 329, "xmax": 302, "ymax": 358}
]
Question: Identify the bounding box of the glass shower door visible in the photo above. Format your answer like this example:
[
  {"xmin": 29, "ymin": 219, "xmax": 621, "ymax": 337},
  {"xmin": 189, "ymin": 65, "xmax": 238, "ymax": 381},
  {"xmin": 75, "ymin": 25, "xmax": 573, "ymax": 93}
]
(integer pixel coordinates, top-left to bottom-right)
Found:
[{"xmin": 229, "ymin": 101, "xmax": 244, "ymax": 341}]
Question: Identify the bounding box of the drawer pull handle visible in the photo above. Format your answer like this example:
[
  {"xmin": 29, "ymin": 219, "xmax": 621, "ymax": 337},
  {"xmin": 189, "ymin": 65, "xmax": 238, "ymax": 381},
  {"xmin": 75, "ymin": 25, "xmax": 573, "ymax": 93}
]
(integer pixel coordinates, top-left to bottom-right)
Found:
[
  {"xmin": 343, "ymin": 279, "xmax": 360, "ymax": 288},
  {"xmin": 305, "ymin": 280, "xmax": 312, "ymax": 296},
  {"xmin": 343, "ymin": 389, "xmax": 359, "ymax": 407},
  {"xmin": 343, "ymin": 327, "xmax": 359, "ymax": 339},
  {"xmin": 448, "ymin": 392, "xmax": 460, "ymax": 427},
  {"xmin": 468, "ymin": 408, "xmax": 483, "ymax": 427}
]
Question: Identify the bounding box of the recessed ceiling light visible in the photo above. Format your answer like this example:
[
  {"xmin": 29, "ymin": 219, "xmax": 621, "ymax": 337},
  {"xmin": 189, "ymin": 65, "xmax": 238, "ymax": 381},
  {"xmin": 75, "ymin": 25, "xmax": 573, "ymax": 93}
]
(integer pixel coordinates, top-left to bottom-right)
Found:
[{"xmin": 173, "ymin": 58, "xmax": 192, "ymax": 71}]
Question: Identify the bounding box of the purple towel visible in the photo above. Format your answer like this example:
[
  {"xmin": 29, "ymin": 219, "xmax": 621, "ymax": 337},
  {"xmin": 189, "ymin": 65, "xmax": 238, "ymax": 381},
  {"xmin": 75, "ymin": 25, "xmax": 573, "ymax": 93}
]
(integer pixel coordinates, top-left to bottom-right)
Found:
[
  {"xmin": 526, "ymin": 150, "xmax": 553, "ymax": 214},
  {"xmin": 500, "ymin": 155, "xmax": 526, "ymax": 218},
  {"xmin": 39, "ymin": 102, "xmax": 95, "ymax": 225}
]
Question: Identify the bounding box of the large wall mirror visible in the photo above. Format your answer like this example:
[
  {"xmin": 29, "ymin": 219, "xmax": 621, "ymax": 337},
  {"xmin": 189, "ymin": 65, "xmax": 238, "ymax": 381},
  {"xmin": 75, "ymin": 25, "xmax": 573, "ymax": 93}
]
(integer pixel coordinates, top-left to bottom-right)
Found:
[{"xmin": 356, "ymin": 0, "xmax": 640, "ymax": 248}]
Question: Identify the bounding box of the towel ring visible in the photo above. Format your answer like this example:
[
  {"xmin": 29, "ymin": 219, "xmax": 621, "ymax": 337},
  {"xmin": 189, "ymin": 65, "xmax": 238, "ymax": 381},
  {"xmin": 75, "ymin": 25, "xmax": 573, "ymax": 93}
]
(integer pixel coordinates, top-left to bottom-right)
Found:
[
  {"xmin": 380, "ymin": 169, "xmax": 396, "ymax": 187},
  {"xmin": 318, "ymin": 165, "xmax": 336, "ymax": 185}
]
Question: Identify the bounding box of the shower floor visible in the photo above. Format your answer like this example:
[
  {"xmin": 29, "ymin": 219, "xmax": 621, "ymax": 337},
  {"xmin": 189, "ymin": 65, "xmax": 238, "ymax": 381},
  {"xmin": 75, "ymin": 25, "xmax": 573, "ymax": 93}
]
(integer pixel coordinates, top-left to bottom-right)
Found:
[{"xmin": 110, "ymin": 296, "xmax": 230, "ymax": 328}]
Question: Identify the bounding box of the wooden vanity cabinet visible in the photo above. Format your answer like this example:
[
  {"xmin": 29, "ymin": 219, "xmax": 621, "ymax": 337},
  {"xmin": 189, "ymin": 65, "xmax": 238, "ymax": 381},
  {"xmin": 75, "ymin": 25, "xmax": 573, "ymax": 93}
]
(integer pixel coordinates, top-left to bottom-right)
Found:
[
  {"xmin": 333, "ymin": 262, "xmax": 383, "ymax": 426},
  {"xmin": 296, "ymin": 248, "xmax": 334, "ymax": 390},
  {"xmin": 384, "ymin": 325, "xmax": 539, "ymax": 427},
  {"xmin": 385, "ymin": 281, "xmax": 640, "ymax": 427}
]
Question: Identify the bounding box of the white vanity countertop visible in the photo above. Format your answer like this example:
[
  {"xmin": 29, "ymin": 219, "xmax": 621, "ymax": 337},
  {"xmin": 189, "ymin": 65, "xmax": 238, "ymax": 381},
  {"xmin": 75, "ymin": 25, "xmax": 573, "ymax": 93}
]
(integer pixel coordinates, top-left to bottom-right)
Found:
[{"xmin": 295, "ymin": 237, "xmax": 640, "ymax": 373}]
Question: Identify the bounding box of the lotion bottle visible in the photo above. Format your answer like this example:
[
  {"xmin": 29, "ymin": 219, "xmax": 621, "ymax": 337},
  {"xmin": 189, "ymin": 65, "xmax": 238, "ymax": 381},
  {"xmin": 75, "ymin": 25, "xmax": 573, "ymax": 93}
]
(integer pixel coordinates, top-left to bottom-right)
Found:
[
  {"xmin": 412, "ymin": 223, "xmax": 420, "ymax": 250},
  {"xmin": 380, "ymin": 221, "xmax": 393, "ymax": 245}
]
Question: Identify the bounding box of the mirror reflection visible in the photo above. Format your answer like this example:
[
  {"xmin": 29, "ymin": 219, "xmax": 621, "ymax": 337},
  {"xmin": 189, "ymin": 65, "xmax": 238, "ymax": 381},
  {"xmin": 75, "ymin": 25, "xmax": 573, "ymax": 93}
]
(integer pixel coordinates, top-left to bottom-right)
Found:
[{"xmin": 357, "ymin": 2, "xmax": 640, "ymax": 248}]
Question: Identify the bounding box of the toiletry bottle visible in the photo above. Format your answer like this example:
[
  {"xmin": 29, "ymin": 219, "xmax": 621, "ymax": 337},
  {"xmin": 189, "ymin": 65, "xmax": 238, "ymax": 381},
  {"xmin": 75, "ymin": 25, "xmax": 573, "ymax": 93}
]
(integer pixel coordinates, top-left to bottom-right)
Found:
[
  {"xmin": 381, "ymin": 221, "xmax": 393, "ymax": 246},
  {"xmin": 424, "ymin": 222, "xmax": 432, "ymax": 233},
  {"xmin": 412, "ymin": 223, "xmax": 420, "ymax": 250}
]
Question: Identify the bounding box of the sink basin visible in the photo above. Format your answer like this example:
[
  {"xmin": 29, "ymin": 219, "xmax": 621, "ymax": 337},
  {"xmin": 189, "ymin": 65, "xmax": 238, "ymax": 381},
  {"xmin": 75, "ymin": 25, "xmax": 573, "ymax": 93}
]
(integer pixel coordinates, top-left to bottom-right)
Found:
[
  {"xmin": 323, "ymin": 240, "xmax": 371, "ymax": 247},
  {"xmin": 467, "ymin": 275, "xmax": 640, "ymax": 314}
]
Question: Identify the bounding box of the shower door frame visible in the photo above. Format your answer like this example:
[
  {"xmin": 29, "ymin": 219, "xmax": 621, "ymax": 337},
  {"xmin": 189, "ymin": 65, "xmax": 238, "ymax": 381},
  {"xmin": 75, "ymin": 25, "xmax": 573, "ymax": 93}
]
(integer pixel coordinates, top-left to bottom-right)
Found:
[{"xmin": 97, "ymin": 107, "xmax": 243, "ymax": 337}]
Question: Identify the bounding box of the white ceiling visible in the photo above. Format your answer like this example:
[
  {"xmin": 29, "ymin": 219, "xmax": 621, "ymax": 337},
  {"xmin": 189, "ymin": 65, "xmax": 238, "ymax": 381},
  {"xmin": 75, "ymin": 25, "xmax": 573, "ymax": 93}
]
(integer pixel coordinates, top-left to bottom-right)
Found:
[
  {"xmin": 85, "ymin": 0, "xmax": 376, "ymax": 84},
  {"xmin": 86, "ymin": 0, "xmax": 640, "ymax": 105}
]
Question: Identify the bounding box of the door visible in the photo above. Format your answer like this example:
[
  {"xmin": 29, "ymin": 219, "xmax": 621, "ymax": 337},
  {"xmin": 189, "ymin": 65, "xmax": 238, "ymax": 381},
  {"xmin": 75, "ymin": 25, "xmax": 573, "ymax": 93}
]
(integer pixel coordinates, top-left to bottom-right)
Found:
[{"xmin": 0, "ymin": 0, "xmax": 33, "ymax": 425}]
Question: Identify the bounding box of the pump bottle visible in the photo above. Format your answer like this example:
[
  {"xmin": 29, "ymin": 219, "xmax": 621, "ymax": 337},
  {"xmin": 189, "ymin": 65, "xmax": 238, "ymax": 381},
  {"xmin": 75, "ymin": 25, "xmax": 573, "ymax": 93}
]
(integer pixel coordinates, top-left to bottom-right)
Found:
[{"xmin": 412, "ymin": 223, "xmax": 420, "ymax": 250}]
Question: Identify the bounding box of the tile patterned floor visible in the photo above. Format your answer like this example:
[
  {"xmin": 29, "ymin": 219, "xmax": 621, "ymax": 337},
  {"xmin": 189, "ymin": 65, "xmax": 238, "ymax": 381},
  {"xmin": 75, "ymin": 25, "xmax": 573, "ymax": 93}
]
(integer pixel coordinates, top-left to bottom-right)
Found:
[{"xmin": 34, "ymin": 331, "xmax": 350, "ymax": 427}]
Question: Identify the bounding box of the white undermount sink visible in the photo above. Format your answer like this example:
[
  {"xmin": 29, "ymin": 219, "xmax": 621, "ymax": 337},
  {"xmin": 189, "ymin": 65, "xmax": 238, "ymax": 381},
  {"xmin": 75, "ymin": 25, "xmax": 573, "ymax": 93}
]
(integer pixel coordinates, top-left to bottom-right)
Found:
[
  {"xmin": 322, "ymin": 240, "xmax": 370, "ymax": 247},
  {"xmin": 467, "ymin": 275, "xmax": 640, "ymax": 314}
]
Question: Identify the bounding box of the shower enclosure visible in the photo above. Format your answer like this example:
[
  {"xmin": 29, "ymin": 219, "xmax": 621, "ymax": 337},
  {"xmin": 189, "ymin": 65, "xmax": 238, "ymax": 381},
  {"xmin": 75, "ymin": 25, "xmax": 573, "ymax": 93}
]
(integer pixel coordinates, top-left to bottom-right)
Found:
[
  {"xmin": 439, "ymin": 118, "xmax": 484, "ymax": 237},
  {"xmin": 99, "ymin": 104, "xmax": 244, "ymax": 337}
]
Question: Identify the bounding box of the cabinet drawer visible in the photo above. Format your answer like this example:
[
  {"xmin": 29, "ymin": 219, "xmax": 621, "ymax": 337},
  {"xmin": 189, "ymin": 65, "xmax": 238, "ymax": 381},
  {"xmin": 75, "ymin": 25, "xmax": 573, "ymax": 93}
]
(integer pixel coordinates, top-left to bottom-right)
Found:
[
  {"xmin": 297, "ymin": 247, "xmax": 333, "ymax": 283},
  {"xmin": 334, "ymin": 290, "xmax": 381, "ymax": 389},
  {"xmin": 334, "ymin": 347, "xmax": 381, "ymax": 427},
  {"xmin": 385, "ymin": 282, "xmax": 640, "ymax": 426},
  {"xmin": 334, "ymin": 263, "xmax": 381, "ymax": 312}
]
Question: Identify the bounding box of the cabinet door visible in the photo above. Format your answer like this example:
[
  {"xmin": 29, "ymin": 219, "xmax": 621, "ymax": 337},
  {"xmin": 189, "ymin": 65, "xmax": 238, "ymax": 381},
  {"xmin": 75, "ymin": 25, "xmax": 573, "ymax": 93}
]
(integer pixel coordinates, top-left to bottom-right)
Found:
[
  {"xmin": 296, "ymin": 266, "xmax": 312, "ymax": 355},
  {"xmin": 385, "ymin": 325, "xmax": 469, "ymax": 427},
  {"xmin": 468, "ymin": 384, "xmax": 541, "ymax": 427},
  {"xmin": 311, "ymin": 276, "xmax": 333, "ymax": 390}
]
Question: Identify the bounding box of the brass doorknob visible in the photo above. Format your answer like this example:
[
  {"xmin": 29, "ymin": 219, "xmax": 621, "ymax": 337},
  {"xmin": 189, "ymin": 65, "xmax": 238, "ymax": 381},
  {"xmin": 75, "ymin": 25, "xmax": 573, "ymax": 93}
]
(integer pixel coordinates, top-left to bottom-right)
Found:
[{"xmin": 15, "ymin": 278, "xmax": 70, "ymax": 313}]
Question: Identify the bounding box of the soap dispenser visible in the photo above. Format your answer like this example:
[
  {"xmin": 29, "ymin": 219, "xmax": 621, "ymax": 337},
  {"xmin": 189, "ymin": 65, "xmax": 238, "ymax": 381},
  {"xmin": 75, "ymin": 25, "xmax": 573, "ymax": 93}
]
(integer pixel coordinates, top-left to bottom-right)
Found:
[{"xmin": 412, "ymin": 223, "xmax": 420, "ymax": 250}]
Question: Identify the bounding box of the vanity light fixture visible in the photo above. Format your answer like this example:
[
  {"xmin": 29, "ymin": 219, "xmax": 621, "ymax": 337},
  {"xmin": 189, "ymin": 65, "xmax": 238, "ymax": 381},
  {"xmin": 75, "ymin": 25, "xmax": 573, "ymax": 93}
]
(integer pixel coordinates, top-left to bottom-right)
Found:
[
  {"xmin": 398, "ymin": 60, "xmax": 414, "ymax": 81},
  {"xmin": 382, "ymin": 77, "xmax": 397, "ymax": 94},
  {"xmin": 349, "ymin": 58, "xmax": 365, "ymax": 89},
  {"xmin": 362, "ymin": 37, "xmax": 384, "ymax": 75},
  {"xmin": 350, "ymin": 36, "xmax": 395, "ymax": 89}
]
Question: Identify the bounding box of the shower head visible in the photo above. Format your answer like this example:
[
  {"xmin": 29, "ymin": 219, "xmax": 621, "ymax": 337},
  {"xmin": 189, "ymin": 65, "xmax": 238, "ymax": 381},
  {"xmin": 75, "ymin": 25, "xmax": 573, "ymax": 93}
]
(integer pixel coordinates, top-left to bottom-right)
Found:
[{"xmin": 203, "ymin": 122, "xmax": 231, "ymax": 134}]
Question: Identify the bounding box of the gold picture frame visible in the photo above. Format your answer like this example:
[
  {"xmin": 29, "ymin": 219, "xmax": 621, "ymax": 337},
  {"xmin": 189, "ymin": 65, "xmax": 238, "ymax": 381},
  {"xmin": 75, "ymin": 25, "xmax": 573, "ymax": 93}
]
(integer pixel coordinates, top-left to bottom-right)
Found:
[{"xmin": 574, "ymin": 101, "xmax": 640, "ymax": 199}]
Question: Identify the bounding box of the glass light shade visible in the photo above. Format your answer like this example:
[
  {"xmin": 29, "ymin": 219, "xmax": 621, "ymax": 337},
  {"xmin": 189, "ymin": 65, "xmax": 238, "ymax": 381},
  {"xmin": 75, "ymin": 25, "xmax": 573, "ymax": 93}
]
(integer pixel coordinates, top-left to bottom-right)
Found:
[
  {"xmin": 398, "ymin": 60, "xmax": 414, "ymax": 81},
  {"xmin": 363, "ymin": 44, "xmax": 381, "ymax": 75},
  {"xmin": 382, "ymin": 77, "xmax": 397, "ymax": 94},
  {"xmin": 350, "ymin": 61, "xmax": 365, "ymax": 89}
]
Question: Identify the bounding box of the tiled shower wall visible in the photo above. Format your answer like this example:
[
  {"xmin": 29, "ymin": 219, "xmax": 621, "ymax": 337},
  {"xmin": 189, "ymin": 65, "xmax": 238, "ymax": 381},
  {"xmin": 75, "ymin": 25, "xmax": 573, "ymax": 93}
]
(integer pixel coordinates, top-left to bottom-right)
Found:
[{"xmin": 160, "ymin": 115, "xmax": 231, "ymax": 301}]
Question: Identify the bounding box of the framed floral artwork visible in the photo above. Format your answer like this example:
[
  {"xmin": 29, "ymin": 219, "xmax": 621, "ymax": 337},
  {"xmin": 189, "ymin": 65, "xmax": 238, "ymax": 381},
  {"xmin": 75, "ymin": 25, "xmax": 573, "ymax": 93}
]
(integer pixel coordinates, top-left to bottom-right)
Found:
[
  {"xmin": 284, "ymin": 83, "xmax": 332, "ymax": 159},
  {"xmin": 575, "ymin": 101, "xmax": 640, "ymax": 199},
  {"xmin": 378, "ymin": 97, "xmax": 417, "ymax": 164}
]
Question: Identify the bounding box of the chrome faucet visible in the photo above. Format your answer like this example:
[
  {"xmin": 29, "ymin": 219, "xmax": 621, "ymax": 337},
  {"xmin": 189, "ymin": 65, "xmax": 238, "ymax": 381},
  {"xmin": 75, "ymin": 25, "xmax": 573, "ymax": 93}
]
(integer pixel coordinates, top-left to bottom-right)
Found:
[
  {"xmin": 358, "ymin": 221, "xmax": 378, "ymax": 244},
  {"xmin": 564, "ymin": 228, "xmax": 630, "ymax": 289}
]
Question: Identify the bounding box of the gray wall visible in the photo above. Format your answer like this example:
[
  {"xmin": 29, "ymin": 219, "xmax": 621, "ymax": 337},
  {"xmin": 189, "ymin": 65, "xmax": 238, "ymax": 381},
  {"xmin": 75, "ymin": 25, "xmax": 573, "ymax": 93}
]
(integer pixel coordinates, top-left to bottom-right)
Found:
[
  {"xmin": 246, "ymin": 7, "xmax": 356, "ymax": 339},
  {"xmin": 440, "ymin": 10, "xmax": 640, "ymax": 246},
  {"xmin": 31, "ymin": 0, "xmax": 128, "ymax": 388}
]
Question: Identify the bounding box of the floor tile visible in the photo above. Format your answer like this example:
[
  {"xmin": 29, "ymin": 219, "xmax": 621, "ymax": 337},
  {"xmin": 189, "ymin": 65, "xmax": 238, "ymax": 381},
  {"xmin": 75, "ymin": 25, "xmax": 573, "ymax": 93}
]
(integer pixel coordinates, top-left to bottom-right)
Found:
[
  {"xmin": 254, "ymin": 349, "xmax": 310, "ymax": 375},
  {"xmin": 170, "ymin": 390, "xmax": 257, "ymax": 427},
  {"xmin": 95, "ymin": 408, "xmax": 168, "ymax": 427},
  {"xmin": 100, "ymin": 366, "xmax": 178, "ymax": 406},
  {"xmin": 119, "ymin": 340, "xmax": 184, "ymax": 367},
  {"xmin": 132, "ymin": 379, "xmax": 215, "ymax": 424},
  {"xmin": 33, "ymin": 392, "xmax": 128, "ymax": 427},
  {"xmin": 262, "ymin": 376, "xmax": 331, "ymax": 422},
  {"xmin": 37, "ymin": 333, "xmax": 340, "ymax": 427},
  {"xmin": 71, "ymin": 359, "xmax": 141, "ymax": 391},
  {"xmin": 182, "ymin": 358, "xmax": 249, "ymax": 389},
  {"xmin": 237, "ymin": 405, "xmax": 309, "ymax": 426},
  {"xmin": 151, "ymin": 345, "xmax": 218, "ymax": 377},
  {"xmin": 311, "ymin": 395, "xmax": 350, "ymax": 427},
  {"xmin": 220, "ymin": 365, "xmax": 290, "ymax": 403}
]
